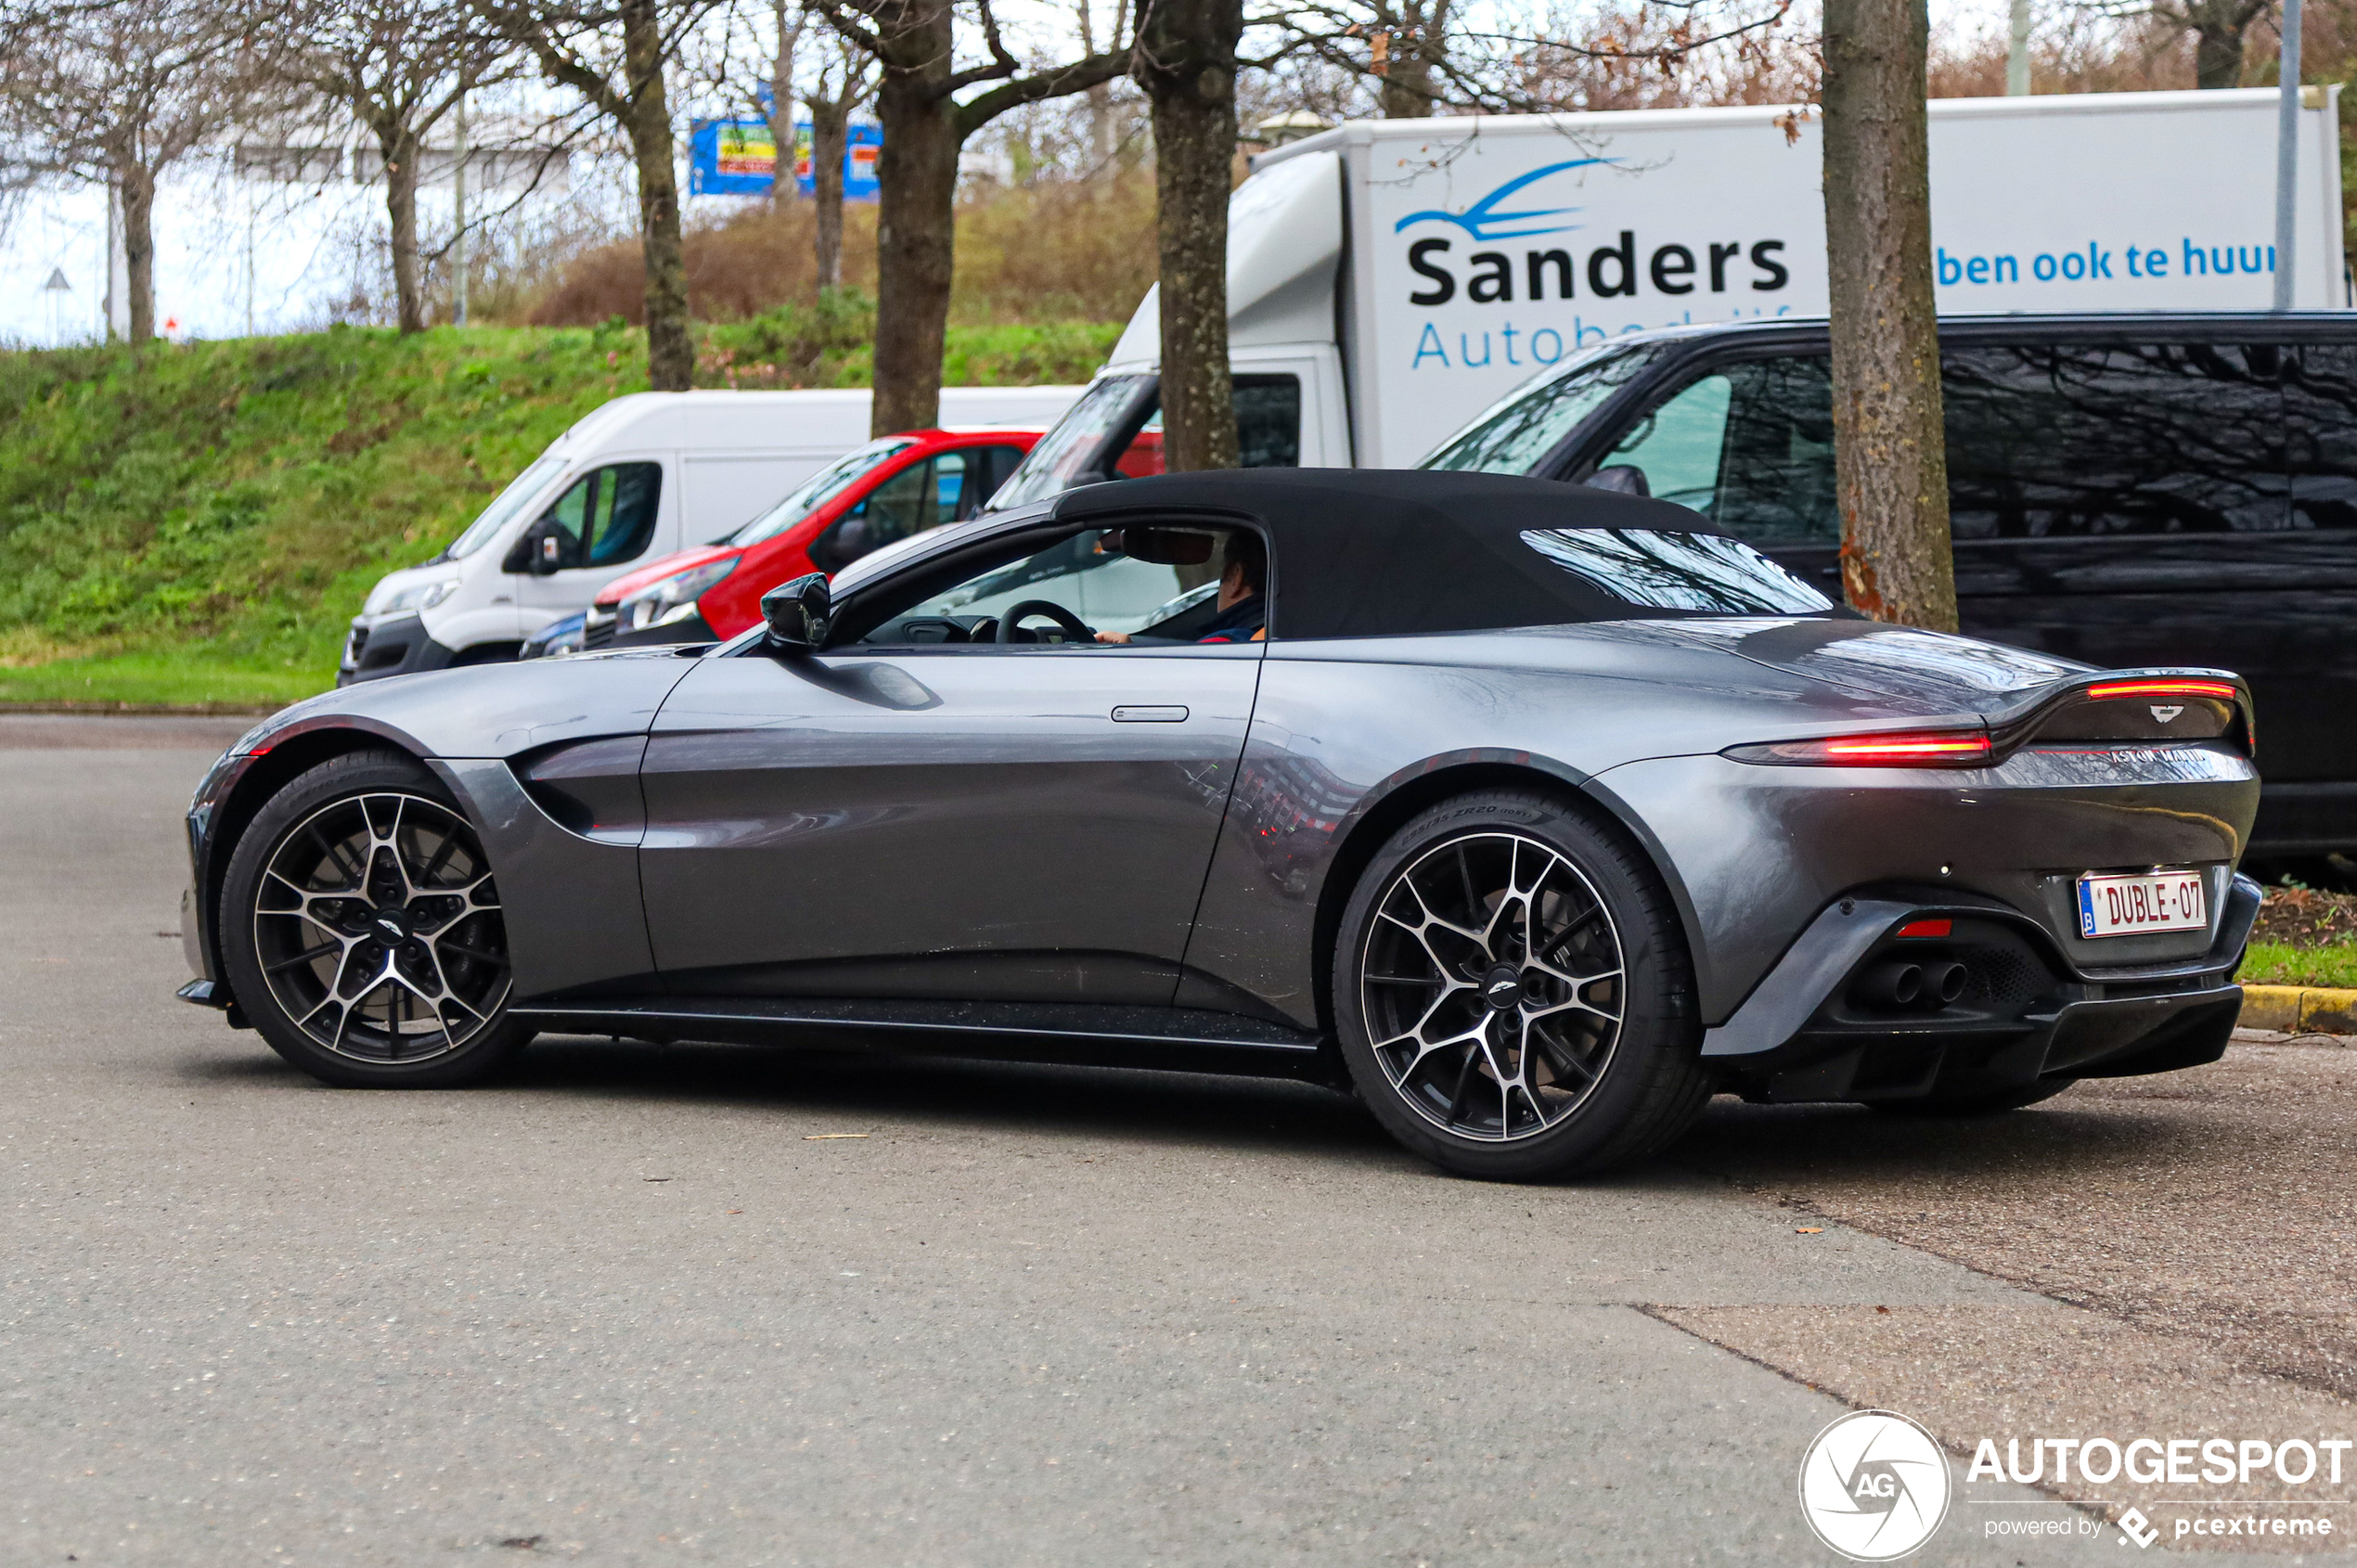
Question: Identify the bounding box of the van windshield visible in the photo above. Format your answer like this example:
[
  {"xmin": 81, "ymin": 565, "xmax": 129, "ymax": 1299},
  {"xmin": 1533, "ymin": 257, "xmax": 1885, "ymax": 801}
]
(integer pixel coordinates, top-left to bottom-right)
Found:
[
  {"xmin": 1420, "ymin": 348, "xmax": 1656, "ymax": 475},
  {"xmin": 444, "ymin": 456, "xmax": 567, "ymax": 559},
  {"xmin": 986, "ymin": 375, "xmax": 1151, "ymax": 510},
  {"xmin": 728, "ymin": 439, "xmax": 915, "ymax": 546}
]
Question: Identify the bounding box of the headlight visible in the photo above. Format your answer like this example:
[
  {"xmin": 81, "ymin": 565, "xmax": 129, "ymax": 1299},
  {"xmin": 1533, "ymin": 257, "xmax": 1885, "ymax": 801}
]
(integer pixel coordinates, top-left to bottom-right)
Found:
[
  {"xmin": 617, "ymin": 559, "xmax": 737, "ymax": 634},
  {"xmin": 378, "ymin": 578, "xmax": 460, "ymax": 616}
]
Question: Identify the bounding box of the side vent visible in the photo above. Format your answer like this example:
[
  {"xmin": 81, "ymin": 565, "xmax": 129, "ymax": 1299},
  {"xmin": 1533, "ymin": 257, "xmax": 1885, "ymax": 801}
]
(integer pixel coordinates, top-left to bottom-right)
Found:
[{"xmin": 511, "ymin": 735, "xmax": 650, "ymax": 842}]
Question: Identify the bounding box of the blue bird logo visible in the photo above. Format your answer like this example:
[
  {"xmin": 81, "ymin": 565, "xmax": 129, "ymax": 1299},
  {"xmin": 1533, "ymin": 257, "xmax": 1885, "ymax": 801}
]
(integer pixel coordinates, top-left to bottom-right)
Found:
[{"xmin": 1393, "ymin": 159, "xmax": 1613, "ymax": 242}]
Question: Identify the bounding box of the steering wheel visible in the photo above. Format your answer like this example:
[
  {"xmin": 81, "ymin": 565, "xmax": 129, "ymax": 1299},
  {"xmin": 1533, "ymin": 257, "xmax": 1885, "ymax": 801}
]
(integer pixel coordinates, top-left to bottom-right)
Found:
[{"xmin": 994, "ymin": 599, "xmax": 1093, "ymax": 644}]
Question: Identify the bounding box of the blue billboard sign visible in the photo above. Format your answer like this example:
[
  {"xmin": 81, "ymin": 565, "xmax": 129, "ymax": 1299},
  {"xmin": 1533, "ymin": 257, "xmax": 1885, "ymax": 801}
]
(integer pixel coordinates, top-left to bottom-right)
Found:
[{"xmin": 689, "ymin": 120, "xmax": 881, "ymax": 200}]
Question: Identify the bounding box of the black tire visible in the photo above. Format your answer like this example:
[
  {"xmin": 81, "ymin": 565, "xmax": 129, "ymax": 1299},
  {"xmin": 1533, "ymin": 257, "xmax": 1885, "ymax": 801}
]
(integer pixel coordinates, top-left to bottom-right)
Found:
[
  {"xmin": 1332, "ymin": 788, "xmax": 1712, "ymax": 1180},
  {"xmin": 218, "ymin": 749, "xmax": 532, "ymax": 1088},
  {"xmin": 1867, "ymin": 1080, "xmax": 2076, "ymax": 1116}
]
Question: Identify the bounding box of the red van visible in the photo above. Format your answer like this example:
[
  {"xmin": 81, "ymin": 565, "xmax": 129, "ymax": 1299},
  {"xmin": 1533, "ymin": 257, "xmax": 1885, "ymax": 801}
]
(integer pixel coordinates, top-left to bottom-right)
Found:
[{"xmin": 582, "ymin": 427, "xmax": 1045, "ymax": 650}]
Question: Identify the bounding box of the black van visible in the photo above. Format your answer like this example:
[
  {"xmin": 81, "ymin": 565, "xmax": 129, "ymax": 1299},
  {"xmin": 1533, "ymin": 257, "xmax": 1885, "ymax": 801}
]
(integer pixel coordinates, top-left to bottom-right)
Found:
[{"xmin": 1420, "ymin": 314, "xmax": 2357, "ymax": 871}]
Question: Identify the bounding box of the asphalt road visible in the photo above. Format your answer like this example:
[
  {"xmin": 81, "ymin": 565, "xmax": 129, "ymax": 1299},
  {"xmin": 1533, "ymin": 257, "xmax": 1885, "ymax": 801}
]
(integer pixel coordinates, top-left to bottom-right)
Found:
[{"xmin": 2, "ymin": 720, "xmax": 2346, "ymax": 1566}]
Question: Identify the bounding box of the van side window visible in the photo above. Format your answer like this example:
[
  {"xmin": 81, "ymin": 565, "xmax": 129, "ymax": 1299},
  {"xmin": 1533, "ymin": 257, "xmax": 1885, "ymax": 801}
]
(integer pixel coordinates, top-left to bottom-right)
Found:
[
  {"xmin": 1600, "ymin": 356, "xmax": 1839, "ymax": 546},
  {"xmin": 539, "ymin": 462, "xmax": 663, "ymax": 570},
  {"xmin": 1942, "ymin": 344, "xmax": 2286, "ymax": 537},
  {"xmin": 2283, "ymin": 344, "xmax": 2357, "ymax": 530}
]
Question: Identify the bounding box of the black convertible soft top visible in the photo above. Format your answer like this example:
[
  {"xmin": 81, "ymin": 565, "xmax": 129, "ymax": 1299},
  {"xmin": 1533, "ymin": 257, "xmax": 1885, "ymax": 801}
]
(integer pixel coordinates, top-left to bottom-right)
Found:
[{"xmin": 1050, "ymin": 469, "xmax": 1816, "ymax": 641}]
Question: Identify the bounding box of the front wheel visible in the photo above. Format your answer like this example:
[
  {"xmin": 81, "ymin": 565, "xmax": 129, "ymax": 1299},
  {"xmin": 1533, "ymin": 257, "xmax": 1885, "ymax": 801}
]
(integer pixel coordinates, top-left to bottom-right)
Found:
[
  {"xmin": 1332, "ymin": 789, "xmax": 1712, "ymax": 1180},
  {"xmin": 218, "ymin": 750, "xmax": 531, "ymax": 1087}
]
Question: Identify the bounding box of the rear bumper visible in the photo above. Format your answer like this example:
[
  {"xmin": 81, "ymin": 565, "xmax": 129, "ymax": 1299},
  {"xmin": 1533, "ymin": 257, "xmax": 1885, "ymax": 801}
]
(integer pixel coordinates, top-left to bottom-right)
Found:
[
  {"xmin": 337, "ymin": 613, "xmax": 458, "ymax": 685},
  {"xmin": 1702, "ymin": 875, "xmax": 2261, "ymax": 1103}
]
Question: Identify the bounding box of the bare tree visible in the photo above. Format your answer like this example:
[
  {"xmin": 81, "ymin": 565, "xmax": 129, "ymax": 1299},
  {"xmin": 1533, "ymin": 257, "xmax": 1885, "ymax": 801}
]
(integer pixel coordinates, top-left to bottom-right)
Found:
[
  {"xmin": 809, "ymin": 0, "xmax": 1129, "ymax": 434},
  {"xmin": 798, "ymin": 27, "xmax": 873, "ymax": 289},
  {"xmin": 1822, "ymin": 0, "xmax": 1956, "ymax": 629},
  {"xmin": 1137, "ymin": 0, "xmax": 1241, "ymax": 470},
  {"xmin": 0, "ymin": 0, "xmax": 270, "ymax": 344},
  {"xmin": 2144, "ymin": 0, "xmax": 2269, "ymax": 86},
  {"xmin": 302, "ymin": 0, "xmax": 514, "ymax": 334},
  {"xmin": 768, "ymin": 0, "xmax": 800, "ymax": 206},
  {"xmin": 492, "ymin": 0, "xmax": 721, "ymax": 389},
  {"xmin": 1075, "ymin": 0, "xmax": 1115, "ymax": 161},
  {"xmin": 1272, "ymin": 0, "xmax": 1794, "ymax": 117}
]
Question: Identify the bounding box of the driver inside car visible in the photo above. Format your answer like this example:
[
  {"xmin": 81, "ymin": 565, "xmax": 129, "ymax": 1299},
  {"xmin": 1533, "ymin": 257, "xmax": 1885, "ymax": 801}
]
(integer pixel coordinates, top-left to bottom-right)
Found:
[{"xmin": 1097, "ymin": 531, "xmax": 1266, "ymax": 645}]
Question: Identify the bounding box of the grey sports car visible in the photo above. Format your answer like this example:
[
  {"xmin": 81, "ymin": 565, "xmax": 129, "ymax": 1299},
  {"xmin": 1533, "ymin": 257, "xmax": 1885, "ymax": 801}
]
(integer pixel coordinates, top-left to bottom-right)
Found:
[{"xmin": 178, "ymin": 471, "xmax": 2261, "ymax": 1179}]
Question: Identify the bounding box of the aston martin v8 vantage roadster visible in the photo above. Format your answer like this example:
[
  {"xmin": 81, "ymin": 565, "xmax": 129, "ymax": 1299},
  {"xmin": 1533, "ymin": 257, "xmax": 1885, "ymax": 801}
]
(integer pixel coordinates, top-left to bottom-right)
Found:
[{"xmin": 179, "ymin": 471, "xmax": 2261, "ymax": 1179}]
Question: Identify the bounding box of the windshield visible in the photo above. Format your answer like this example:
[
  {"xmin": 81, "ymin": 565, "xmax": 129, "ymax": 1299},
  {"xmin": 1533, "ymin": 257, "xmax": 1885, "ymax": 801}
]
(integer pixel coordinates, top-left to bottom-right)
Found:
[
  {"xmin": 1419, "ymin": 348, "xmax": 1657, "ymax": 475},
  {"xmin": 986, "ymin": 376, "xmax": 1150, "ymax": 510},
  {"xmin": 1519, "ymin": 528, "xmax": 1835, "ymax": 615},
  {"xmin": 444, "ymin": 456, "xmax": 566, "ymax": 559},
  {"xmin": 728, "ymin": 439, "xmax": 915, "ymax": 546}
]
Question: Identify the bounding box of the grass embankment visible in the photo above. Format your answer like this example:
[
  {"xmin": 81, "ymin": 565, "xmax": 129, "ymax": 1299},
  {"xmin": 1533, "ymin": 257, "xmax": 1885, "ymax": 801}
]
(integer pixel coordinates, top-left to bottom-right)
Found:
[
  {"xmin": 2242, "ymin": 885, "xmax": 2357, "ymax": 989},
  {"xmin": 0, "ymin": 313, "xmax": 1117, "ymax": 710}
]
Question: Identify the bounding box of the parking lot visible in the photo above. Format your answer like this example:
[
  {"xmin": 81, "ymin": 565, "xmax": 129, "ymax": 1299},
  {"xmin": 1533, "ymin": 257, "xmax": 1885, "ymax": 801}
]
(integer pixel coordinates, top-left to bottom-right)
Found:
[{"xmin": 4, "ymin": 718, "xmax": 2351, "ymax": 1565}]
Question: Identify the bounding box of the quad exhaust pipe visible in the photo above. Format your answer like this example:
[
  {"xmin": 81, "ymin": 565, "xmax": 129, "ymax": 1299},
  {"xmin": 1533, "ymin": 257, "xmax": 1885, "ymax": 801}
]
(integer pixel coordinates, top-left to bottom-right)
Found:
[{"xmin": 1854, "ymin": 958, "xmax": 1968, "ymax": 1012}]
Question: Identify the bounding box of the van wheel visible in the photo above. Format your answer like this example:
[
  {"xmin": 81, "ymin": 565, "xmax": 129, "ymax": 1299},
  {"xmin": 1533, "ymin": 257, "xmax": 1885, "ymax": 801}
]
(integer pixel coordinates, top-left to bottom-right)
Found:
[
  {"xmin": 218, "ymin": 750, "xmax": 532, "ymax": 1087},
  {"xmin": 449, "ymin": 642, "xmax": 523, "ymax": 666},
  {"xmin": 1332, "ymin": 789, "xmax": 1711, "ymax": 1180}
]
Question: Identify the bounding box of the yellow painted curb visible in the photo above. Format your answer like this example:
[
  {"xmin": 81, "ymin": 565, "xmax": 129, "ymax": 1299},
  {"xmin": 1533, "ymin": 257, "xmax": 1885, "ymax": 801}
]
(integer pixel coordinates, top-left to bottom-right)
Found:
[{"xmin": 2238, "ymin": 984, "xmax": 2357, "ymax": 1035}]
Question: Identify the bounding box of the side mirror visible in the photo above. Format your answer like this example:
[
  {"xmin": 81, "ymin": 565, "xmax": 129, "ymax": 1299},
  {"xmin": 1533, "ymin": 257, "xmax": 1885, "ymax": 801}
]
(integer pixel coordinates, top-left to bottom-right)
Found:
[
  {"xmin": 501, "ymin": 519, "xmax": 567, "ymax": 575},
  {"xmin": 762, "ymin": 572, "xmax": 831, "ymax": 650},
  {"xmin": 1585, "ymin": 464, "xmax": 1652, "ymax": 498}
]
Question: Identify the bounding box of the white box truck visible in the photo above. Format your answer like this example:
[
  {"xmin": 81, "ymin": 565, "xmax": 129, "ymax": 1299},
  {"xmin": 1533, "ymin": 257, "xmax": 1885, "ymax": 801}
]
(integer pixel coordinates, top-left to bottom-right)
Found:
[
  {"xmin": 346, "ymin": 384, "xmax": 1081, "ymax": 679},
  {"xmin": 994, "ymin": 86, "xmax": 2346, "ymax": 495}
]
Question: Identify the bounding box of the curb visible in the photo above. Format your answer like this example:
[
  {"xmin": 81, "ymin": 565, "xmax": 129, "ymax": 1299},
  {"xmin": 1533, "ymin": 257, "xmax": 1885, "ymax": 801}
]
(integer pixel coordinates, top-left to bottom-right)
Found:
[{"xmin": 2239, "ymin": 984, "xmax": 2357, "ymax": 1035}]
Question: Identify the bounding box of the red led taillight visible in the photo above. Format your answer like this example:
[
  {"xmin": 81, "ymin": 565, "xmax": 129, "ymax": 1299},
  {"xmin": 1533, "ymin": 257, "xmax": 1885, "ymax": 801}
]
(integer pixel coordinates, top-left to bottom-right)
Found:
[
  {"xmin": 2083, "ymin": 677, "xmax": 2237, "ymax": 701},
  {"xmin": 1725, "ymin": 729, "xmax": 1994, "ymax": 766}
]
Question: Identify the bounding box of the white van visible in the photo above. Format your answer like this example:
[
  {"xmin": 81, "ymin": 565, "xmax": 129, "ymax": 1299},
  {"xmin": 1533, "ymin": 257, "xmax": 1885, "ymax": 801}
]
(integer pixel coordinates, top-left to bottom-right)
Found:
[
  {"xmin": 990, "ymin": 87, "xmax": 2345, "ymax": 501},
  {"xmin": 341, "ymin": 385, "xmax": 1082, "ymax": 683}
]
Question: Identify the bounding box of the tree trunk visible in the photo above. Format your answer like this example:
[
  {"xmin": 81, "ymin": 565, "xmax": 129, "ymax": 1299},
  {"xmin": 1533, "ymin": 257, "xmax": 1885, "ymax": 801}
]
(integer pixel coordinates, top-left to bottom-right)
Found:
[
  {"xmin": 770, "ymin": 0, "xmax": 797, "ymax": 211},
  {"xmin": 1077, "ymin": 0, "xmax": 1114, "ymax": 164},
  {"xmin": 1821, "ymin": 0, "xmax": 1956, "ymax": 630},
  {"xmin": 381, "ymin": 122, "xmax": 426, "ymax": 335},
  {"xmin": 2194, "ymin": 23, "xmax": 2245, "ymax": 88},
  {"xmin": 869, "ymin": 2, "xmax": 959, "ymax": 436},
  {"xmin": 118, "ymin": 156, "xmax": 157, "ymax": 346},
  {"xmin": 1140, "ymin": 0, "xmax": 1243, "ymax": 471},
  {"xmin": 812, "ymin": 93, "xmax": 851, "ymax": 289},
  {"xmin": 1379, "ymin": 0, "xmax": 1449, "ymax": 117},
  {"xmin": 623, "ymin": 0, "xmax": 694, "ymax": 390}
]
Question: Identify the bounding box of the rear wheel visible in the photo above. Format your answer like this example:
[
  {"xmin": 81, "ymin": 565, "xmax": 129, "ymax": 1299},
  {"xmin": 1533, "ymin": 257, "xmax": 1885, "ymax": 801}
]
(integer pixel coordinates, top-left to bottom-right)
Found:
[
  {"xmin": 219, "ymin": 750, "xmax": 531, "ymax": 1087},
  {"xmin": 1333, "ymin": 789, "xmax": 1711, "ymax": 1179}
]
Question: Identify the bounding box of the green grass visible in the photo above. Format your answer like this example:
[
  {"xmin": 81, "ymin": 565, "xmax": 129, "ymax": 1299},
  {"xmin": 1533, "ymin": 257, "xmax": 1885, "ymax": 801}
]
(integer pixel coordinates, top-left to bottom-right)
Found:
[
  {"xmin": 0, "ymin": 317, "xmax": 1114, "ymax": 709},
  {"xmin": 2241, "ymin": 942, "xmax": 2357, "ymax": 990},
  {"xmin": 0, "ymin": 652, "xmax": 329, "ymax": 710}
]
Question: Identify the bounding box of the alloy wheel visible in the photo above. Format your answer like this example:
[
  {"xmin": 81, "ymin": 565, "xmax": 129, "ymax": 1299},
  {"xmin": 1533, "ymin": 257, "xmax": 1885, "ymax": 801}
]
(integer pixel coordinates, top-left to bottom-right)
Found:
[
  {"xmin": 1359, "ymin": 830, "xmax": 1625, "ymax": 1141},
  {"xmin": 249, "ymin": 791, "xmax": 510, "ymax": 1063}
]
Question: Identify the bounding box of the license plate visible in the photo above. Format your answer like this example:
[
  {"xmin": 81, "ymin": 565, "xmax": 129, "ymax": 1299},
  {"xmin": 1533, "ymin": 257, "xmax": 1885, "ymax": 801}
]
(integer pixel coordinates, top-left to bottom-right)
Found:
[{"xmin": 2076, "ymin": 868, "xmax": 2207, "ymax": 938}]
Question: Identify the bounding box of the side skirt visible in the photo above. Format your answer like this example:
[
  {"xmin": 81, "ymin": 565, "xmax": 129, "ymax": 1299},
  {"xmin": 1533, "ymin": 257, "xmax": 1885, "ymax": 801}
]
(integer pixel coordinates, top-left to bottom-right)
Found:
[{"xmin": 508, "ymin": 995, "xmax": 1342, "ymax": 1085}]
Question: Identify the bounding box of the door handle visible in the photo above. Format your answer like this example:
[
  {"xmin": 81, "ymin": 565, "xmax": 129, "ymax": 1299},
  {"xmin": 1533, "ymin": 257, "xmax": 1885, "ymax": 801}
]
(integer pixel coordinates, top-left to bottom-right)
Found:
[{"xmin": 1111, "ymin": 705, "xmax": 1189, "ymax": 723}]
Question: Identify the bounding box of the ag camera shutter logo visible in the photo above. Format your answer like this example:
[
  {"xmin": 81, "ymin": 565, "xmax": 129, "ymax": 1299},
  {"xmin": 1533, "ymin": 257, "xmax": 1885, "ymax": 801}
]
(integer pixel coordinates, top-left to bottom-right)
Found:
[{"xmin": 1798, "ymin": 1409, "xmax": 1953, "ymax": 1561}]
